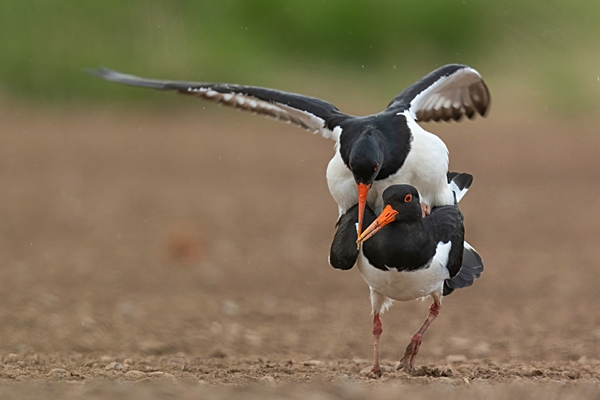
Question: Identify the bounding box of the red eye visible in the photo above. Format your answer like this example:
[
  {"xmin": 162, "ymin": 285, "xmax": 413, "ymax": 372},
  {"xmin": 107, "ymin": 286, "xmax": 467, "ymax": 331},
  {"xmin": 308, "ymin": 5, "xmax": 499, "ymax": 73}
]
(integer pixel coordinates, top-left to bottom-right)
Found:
[
  {"xmin": 404, "ymin": 194, "xmax": 412, "ymax": 202},
  {"xmin": 374, "ymin": 163, "xmax": 379, "ymax": 171}
]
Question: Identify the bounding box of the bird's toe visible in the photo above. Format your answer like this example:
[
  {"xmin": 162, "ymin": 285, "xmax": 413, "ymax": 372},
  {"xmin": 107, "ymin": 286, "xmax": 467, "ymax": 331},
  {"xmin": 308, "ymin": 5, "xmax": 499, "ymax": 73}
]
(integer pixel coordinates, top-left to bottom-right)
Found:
[
  {"xmin": 368, "ymin": 367, "xmax": 383, "ymax": 378},
  {"xmin": 421, "ymin": 203, "xmax": 431, "ymax": 218}
]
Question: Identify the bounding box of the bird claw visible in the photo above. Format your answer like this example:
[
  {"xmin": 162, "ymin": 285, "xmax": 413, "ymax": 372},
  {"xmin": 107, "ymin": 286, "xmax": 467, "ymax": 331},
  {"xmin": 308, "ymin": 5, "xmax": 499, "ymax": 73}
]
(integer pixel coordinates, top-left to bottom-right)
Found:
[
  {"xmin": 397, "ymin": 352, "xmax": 415, "ymax": 372},
  {"xmin": 368, "ymin": 367, "xmax": 383, "ymax": 378},
  {"xmin": 397, "ymin": 334, "xmax": 421, "ymax": 371},
  {"xmin": 398, "ymin": 366, "xmax": 421, "ymax": 376},
  {"xmin": 421, "ymin": 203, "xmax": 431, "ymax": 218},
  {"xmin": 397, "ymin": 360, "xmax": 411, "ymax": 372}
]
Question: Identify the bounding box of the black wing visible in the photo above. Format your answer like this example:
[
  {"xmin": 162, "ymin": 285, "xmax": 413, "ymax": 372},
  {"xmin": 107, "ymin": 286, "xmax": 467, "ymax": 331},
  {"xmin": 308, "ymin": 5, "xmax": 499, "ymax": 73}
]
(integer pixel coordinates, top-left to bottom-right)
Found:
[
  {"xmin": 87, "ymin": 68, "xmax": 349, "ymax": 139},
  {"xmin": 424, "ymin": 205, "xmax": 465, "ymax": 281},
  {"xmin": 425, "ymin": 205, "xmax": 464, "ymax": 244},
  {"xmin": 387, "ymin": 64, "xmax": 490, "ymax": 122},
  {"xmin": 329, "ymin": 204, "xmax": 376, "ymax": 270},
  {"xmin": 440, "ymin": 174, "xmax": 483, "ymax": 295}
]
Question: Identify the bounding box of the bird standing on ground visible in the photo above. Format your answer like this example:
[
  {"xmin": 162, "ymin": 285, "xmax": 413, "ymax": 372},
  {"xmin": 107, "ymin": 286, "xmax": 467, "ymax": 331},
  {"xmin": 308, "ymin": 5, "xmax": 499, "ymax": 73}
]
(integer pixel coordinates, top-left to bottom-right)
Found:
[
  {"xmin": 88, "ymin": 64, "xmax": 490, "ymax": 235},
  {"xmin": 329, "ymin": 173, "xmax": 483, "ymax": 376}
]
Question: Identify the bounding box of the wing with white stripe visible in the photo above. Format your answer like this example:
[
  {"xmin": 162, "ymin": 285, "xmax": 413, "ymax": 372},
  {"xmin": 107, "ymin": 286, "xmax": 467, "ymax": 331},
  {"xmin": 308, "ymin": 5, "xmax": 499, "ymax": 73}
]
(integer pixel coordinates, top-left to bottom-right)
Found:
[
  {"xmin": 446, "ymin": 172, "xmax": 473, "ymax": 203},
  {"xmin": 387, "ymin": 64, "xmax": 490, "ymax": 122},
  {"xmin": 87, "ymin": 67, "xmax": 348, "ymax": 140}
]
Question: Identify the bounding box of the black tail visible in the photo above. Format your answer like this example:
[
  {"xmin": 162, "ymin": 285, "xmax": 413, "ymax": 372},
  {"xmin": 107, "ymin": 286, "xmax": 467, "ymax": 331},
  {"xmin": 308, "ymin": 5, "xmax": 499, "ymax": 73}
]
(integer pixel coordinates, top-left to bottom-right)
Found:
[{"xmin": 443, "ymin": 241, "xmax": 484, "ymax": 296}]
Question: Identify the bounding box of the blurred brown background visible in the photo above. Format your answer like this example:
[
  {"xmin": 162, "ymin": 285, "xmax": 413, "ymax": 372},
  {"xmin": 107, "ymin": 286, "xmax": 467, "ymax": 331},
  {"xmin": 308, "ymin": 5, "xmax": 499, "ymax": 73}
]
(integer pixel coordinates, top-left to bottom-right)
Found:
[{"xmin": 1, "ymin": 0, "xmax": 600, "ymax": 396}]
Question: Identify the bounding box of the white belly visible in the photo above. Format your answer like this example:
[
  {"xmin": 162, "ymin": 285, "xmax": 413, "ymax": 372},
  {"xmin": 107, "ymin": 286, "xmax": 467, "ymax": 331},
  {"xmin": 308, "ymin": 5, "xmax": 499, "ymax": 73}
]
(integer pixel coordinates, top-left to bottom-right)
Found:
[{"xmin": 357, "ymin": 242, "xmax": 451, "ymax": 302}]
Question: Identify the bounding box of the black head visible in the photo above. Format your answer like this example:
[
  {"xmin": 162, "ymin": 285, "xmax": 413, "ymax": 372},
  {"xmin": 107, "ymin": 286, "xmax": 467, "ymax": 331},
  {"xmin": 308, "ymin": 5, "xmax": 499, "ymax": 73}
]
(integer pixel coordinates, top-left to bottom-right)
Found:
[
  {"xmin": 356, "ymin": 184, "xmax": 422, "ymax": 245},
  {"xmin": 348, "ymin": 133, "xmax": 383, "ymax": 185},
  {"xmin": 381, "ymin": 185, "xmax": 422, "ymax": 223}
]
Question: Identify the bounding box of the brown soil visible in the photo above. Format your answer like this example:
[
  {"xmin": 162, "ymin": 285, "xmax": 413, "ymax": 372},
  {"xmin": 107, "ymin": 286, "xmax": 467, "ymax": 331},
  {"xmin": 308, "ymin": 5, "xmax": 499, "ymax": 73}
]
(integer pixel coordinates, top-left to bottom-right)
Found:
[{"xmin": 1, "ymin": 103, "xmax": 600, "ymax": 397}]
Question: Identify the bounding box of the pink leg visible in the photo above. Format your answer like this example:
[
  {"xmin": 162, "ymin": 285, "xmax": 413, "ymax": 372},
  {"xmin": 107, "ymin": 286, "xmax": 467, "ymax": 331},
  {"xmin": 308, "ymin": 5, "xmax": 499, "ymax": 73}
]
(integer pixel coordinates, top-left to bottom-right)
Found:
[
  {"xmin": 370, "ymin": 313, "xmax": 383, "ymax": 377},
  {"xmin": 398, "ymin": 301, "xmax": 440, "ymax": 371}
]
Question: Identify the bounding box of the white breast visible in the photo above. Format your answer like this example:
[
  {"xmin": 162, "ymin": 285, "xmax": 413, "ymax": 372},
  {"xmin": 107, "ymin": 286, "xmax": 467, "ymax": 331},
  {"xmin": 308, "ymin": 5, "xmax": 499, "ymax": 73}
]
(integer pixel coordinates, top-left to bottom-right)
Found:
[
  {"xmin": 357, "ymin": 241, "xmax": 451, "ymax": 302},
  {"xmin": 326, "ymin": 149, "xmax": 378, "ymax": 215}
]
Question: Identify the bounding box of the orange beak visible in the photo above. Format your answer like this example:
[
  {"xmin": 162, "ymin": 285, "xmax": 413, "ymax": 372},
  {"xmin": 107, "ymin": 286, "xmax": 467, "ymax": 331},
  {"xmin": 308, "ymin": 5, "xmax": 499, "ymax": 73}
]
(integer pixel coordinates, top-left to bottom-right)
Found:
[
  {"xmin": 356, "ymin": 204, "xmax": 398, "ymax": 246},
  {"xmin": 357, "ymin": 183, "xmax": 371, "ymax": 238}
]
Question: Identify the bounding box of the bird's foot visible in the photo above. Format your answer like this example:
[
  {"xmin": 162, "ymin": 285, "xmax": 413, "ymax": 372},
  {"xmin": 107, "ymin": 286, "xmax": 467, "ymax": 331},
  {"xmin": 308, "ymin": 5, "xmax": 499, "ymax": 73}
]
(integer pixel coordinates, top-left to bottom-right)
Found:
[
  {"xmin": 397, "ymin": 361, "xmax": 412, "ymax": 373},
  {"xmin": 398, "ymin": 360, "xmax": 414, "ymax": 374},
  {"xmin": 421, "ymin": 203, "xmax": 431, "ymax": 218},
  {"xmin": 368, "ymin": 366, "xmax": 383, "ymax": 378},
  {"xmin": 397, "ymin": 333, "xmax": 422, "ymax": 372},
  {"xmin": 397, "ymin": 363, "xmax": 421, "ymax": 375}
]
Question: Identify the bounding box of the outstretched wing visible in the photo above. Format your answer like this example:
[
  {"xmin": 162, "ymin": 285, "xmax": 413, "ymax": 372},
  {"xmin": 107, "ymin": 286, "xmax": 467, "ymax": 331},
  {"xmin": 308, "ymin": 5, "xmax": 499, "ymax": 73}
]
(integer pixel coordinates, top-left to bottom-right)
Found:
[
  {"xmin": 87, "ymin": 68, "xmax": 349, "ymax": 140},
  {"xmin": 387, "ymin": 64, "xmax": 490, "ymax": 122}
]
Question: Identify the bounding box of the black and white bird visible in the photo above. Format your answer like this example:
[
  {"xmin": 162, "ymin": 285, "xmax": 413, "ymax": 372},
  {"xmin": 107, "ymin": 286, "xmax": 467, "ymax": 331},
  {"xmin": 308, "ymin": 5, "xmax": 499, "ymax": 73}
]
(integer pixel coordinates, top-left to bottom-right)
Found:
[
  {"xmin": 329, "ymin": 173, "xmax": 483, "ymax": 376},
  {"xmin": 88, "ymin": 64, "xmax": 490, "ymax": 234}
]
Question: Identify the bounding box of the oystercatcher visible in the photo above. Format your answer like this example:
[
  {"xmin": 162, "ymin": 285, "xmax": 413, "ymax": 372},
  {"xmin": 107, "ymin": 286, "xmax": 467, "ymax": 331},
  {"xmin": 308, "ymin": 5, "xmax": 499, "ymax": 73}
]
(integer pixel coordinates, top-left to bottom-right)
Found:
[
  {"xmin": 329, "ymin": 173, "xmax": 483, "ymax": 376},
  {"xmin": 88, "ymin": 64, "xmax": 490, "ymax": 234}
]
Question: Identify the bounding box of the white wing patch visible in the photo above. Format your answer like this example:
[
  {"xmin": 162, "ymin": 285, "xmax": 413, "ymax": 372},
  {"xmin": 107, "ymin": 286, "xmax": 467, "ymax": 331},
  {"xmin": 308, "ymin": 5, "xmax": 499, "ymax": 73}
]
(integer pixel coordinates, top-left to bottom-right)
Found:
[
  {"xmin": 407, "ymin": 67, "xmax": 490, "ymax": 122},
  {"xmin": 186, "ymin": 87, "xmax": 336, "ymax": 139},
  {"xmin": 449, "ymin": 180, "xmax": 468, "ymax": 203}
]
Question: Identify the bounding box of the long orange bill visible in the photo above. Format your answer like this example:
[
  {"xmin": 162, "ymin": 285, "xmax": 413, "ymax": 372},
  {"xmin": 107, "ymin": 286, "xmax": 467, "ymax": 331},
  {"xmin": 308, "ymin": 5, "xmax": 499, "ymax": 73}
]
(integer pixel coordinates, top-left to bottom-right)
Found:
[
  {"xmin": 356, "ymin": 204, "xmax": 399, "ymax": 246},
  {"xmin": 357, "ymin": 183, "xmax": 371, "ymax": 238}
]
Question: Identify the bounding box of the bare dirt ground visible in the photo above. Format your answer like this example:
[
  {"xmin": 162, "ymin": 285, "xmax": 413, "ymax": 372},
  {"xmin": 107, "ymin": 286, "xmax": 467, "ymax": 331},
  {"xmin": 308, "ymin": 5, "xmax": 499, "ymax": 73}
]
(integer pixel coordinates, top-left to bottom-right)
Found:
[{"xmin": 1, "ymin": 102, "xmax": 600, "ymax": 398}]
